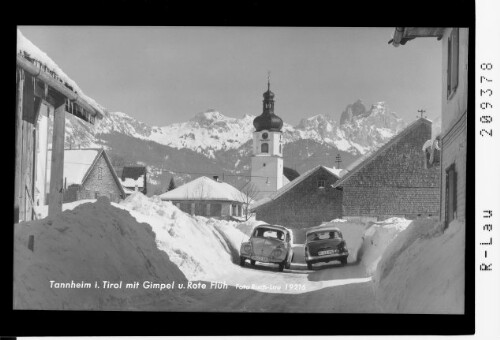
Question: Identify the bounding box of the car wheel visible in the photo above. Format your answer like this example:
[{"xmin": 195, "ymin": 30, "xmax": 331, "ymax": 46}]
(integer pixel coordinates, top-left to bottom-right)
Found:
[
  {"xmin": 307, "ymin": 262, "xmax": 313, "ymax": 270},
  {"xmin": 285, "ymin": 257, "xmax": 291, "ymax": 270},
  {"xmin": 278, "ymin": 263, "xmax": 284, "ymax": 272},
  {"xmin": 239, "ymin": 257, "xmax": 246, "ymax": 267},
  {"xmin": 340, "ymin": 256, "xmax": 347, "ymax": 266},
  {"xmin": 250, "ymin": 260, "xmax": 256, "ymax": 266}
]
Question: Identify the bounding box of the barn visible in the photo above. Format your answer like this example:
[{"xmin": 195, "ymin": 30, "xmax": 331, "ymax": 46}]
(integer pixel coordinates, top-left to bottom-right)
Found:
[
  {"xmin": 160, "ymin": 176, "xmax": 246, "ymax": 218},
  {"xmin": 252, "ymin": 165, "xmax": 343, "ymax": 243},
  {"xmin": 46, "ymin": 149, "xmax": 125, "ymax": 203},
  {"xmin": 15, "ymin": 30, "xmax": 104, "ymax": 222},
  {"xmin": 332, "ymin": 117, "xmax": 440, "ymax": 221}
]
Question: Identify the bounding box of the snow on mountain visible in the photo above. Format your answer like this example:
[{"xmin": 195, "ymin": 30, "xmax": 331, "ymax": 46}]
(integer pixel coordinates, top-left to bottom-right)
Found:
[{"xmin": 64, "ymin": 101, "xmax": 406, "ymax": 159}]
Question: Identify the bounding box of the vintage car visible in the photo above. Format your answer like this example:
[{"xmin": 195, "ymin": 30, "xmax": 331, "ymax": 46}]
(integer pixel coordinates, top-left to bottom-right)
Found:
[
  {"xmin": 305, "ymin": 226, "xmax": 349, "ymax": 270},
  {"xmin": 239, "ymin": 224, "xmax": 294, "ymax": 272}
]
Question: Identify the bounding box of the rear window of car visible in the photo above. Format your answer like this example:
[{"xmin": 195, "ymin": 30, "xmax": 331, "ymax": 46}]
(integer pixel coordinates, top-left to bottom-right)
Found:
[
  {"xmin": 306, "ymin": 230, "xmax": 341, "ymax": 242},
  {"xmin": 254, "ymin": 228, "xmax": 285, "ymax": 240}
]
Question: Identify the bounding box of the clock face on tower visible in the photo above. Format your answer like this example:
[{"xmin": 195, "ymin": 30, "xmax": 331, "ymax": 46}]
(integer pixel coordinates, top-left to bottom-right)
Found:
[{"xmin": 262, "ymin": 132, "xmax": 269, "ymax": 140}]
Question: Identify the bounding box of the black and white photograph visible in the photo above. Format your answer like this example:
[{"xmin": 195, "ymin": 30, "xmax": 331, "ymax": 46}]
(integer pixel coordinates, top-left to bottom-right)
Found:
[{"xmin": 13, "ymin": 25, "xmax": 469, "ymax": 318}]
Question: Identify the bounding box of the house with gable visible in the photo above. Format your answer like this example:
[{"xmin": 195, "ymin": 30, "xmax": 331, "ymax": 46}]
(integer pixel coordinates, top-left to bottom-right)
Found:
[
  {"xmin": 252, "ymin": 165, "xmax": 343, "ymax": 243},
  {"xmin": 160, "ymin": 176, "xmax": 246, "ymax": 218},
  {"xmin": 390, "ymin": 27, "xmax": 469, "ymax": 228},
  {"xmin": 332, "ymin": 118, "xmax": 440, "ymax": 221},
  {"xmin": 46, "ymin": 148, "xmax": 125, "ymax": 203}
]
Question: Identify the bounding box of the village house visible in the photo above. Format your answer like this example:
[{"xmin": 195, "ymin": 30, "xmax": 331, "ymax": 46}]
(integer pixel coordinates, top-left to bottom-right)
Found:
[
  {"xmin": 160, "ymin": 176, "xmax": 246, "ymax": 218},
  {"xmin": 332, "ymin": 118, "xmax": 441, "ymax": 221},
  {"xmin": 252, "ymin": 165, "xmax": 343, "ymax": 243},
  {"xmin": 15, "ymin": 30, "xmax": 104, "ymax": 222},
  {"xmin": 46, "ymin": 149, "xmax": 125, "ymax": 203},
  {"xmin": 119, "ymin": 166, "xmax": 148, "ymax": 196},
  {"xmin": 391, "ymin": 27, "xmax": 469, "ymax": 228}
]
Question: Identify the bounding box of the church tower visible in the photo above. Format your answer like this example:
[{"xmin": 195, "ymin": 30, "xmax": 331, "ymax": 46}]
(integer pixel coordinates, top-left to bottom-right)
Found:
[{"xmin": 251, "ymin": 74, "xmax": 285, "ymax": 200}]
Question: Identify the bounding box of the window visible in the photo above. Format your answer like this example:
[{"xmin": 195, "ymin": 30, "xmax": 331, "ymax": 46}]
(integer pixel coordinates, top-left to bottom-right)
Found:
[
  {"xmin": 262, "ymin": 132, "xmax": 268, "ymax": 140},
  {"xmin": 279, "ymin": 144, "xmax": 282, "ymax": 153},
  {"xmin": 261, "ymin": 143, "xmax": 269, "ymax": 153},
  {"xmin": 97, "ymin": 167, "xmax": 103, "ymax": 180},
  {"xmin": 317, "ymin": 179, "xmax": 326, "ymax": 188},
  {"xmin": 445, "ymin": 164, "xmax": 458, "ymax": 228},
  {"xmin": 447, "ymin": 28, "xmax": 459, "ymax": 98}
]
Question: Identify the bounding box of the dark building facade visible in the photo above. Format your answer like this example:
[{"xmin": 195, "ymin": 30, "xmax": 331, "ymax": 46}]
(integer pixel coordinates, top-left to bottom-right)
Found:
[
  {"xmin": 333, "ymin": 118, "xmax": 440, "ymax": 220},
  {"xmin": 253, "ymin": 165, "xmax": 343, "ymax": 243}
]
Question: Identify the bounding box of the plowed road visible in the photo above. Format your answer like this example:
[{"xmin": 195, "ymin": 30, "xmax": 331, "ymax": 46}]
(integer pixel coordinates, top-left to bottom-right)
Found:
[{"xmin": 147, "ymin": 245, "xmax": 380, "ymax": 313}]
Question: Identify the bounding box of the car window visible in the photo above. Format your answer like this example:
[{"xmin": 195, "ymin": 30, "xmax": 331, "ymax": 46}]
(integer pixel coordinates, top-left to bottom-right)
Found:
[
  {"xmin": 307, "ymin": 231, "xmax": 341, "ymax": 241},
  {"xmin": 254, "ymin": 228, "xmax": 285, "ymax": 240}
]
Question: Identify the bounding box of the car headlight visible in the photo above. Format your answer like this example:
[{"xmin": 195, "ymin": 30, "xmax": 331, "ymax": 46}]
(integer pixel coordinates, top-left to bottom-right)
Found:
[
  {"xmin": 271, "ymin": 249, "xmax": 283, "ymax": 258},
  {"xmin": 243, "ymin": 244, "xmax": 252, "ymax": 253}
]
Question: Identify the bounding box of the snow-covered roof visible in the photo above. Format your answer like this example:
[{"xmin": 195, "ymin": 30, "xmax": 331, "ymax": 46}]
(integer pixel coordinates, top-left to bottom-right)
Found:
[
  {"xmin": 120, "ymin": 176, "xmax": 145, "ymax": 188},
  {"xmin": 46, "ymin": 149, "xmax": 125, "ymax": 196},
  {"xmin": 333, "ymin": 118, "xmax": 432, "ymax": 188},
  {"xmin": 160, "ymin": 176, "xmax": 246, "ymax": 203},
  {"xmin": 17, "ymin": 29, "xmax": 105, "ymax": 117},
  {"xmin": 47, "ymin": 149, "xmax": 99, "ymax": 187},
  {"xmin": 251, "ymin": 165, "xmax": 343, "ymax": 211}
]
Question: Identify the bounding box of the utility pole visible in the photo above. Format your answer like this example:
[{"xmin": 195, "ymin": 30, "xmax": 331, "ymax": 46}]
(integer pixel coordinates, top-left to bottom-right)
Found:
[
  {"xmin": 335, "ymin": 153, "xmax": 342, "ymax": 169},
  {"xmin": 417, "ymin": 109, "xmax": 427, "ymax": 119}
]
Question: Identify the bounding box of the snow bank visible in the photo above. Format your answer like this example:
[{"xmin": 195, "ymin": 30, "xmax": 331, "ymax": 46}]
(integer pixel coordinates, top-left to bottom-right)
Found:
[
  {"xmin": 359, "ymin": 217, "xmax": 412, "ymax": 275},
  {"xmin": 14, "ymin": 197, "xmax": 188, "ymax": 310},
  {"xmin": 117, "ymin": 193, "xmax": 249, "ymax": 281},
  {"xmin": 374, "ymin": 218, "xmax": 465, "ymax": 314},
  {"xmin": 34, "ymin": 199, "xmax": 96, "ymax": 219}
]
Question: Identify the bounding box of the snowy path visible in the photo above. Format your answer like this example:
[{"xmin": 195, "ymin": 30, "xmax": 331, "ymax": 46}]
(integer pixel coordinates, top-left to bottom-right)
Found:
[{"xmin": 145, "ymin": 256, "xmax": 380, "ymax": 313}]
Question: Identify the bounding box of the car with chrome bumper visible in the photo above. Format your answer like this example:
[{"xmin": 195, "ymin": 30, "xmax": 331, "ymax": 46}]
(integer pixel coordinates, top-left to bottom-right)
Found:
[
  {"xmin": 305, "ymin": 226, "xmax": 348, "ymax": 270},
  {"xmin": 240, "ymin": 224, "xmax": 294, "ymax": 272}
]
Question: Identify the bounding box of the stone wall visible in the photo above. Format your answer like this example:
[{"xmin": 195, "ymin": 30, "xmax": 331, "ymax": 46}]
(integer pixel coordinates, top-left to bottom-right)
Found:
[
  {"xmin": 342, "ymin": 120, "xmax": 440, "ymax": 218},
  {"xmin": 78, "ymin": 155, "xmax": 123, "ymax": 203}
]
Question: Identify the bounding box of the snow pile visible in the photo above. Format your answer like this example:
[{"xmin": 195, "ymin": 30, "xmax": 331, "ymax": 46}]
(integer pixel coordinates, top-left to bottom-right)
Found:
[
  {"xmin": 14, "ymin": 197, "xmax": 188, "ymax": 310},
  {"xmin": 34, "ymin": 199, "xmax": 96, "ymax": 219},
  {"xmin": 118, "ymin": 193, "xmax": 248, "ymax": 281},
  {"xmin": 374, "ymin": 218, "xmax": 465, "ymax": 314},
  {"xmin": 358, "ymin": 217, "xmax": 412, "ymax": 275}
]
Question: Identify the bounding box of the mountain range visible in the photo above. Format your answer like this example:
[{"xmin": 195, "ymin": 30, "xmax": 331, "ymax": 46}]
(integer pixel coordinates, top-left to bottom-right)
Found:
[{"xmin": 58, "ymin": 99, "xmax": 407, "ymax": 194}]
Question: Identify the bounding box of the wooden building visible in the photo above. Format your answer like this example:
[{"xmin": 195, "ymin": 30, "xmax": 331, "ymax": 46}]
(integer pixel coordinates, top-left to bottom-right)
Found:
[
  {"xmin": 15, "ymin": 30, "xmax": 104, "ymax": 222},
  {"xmin": 160, "ymin": 176, "xmax": 246, "ymax": 218},
  {"xmin": 391, "ymin": 27, "xmax": 469, "ymax": 228},
  {"xmin": 46, "ymin": 149, "xmax": 125, "ymax": 203},
  {"xmin": 119, "ymin": 166, "xmax": 148, "ymax": 196},
  {"xmin": 252, "ymin": 165, "xmax": 343, "ymax": 243},
  {"xmin": 332, "ymin": 118, "xmax": 441, "ymax": 220}
]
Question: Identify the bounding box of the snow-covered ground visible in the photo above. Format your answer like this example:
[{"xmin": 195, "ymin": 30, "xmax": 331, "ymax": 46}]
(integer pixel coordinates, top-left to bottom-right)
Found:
[
  {"xmin": 373, "ymin": 218, "xmax": 465, "ymax": 314},
  {"xmin": 358, "ymin": 217, "xmax": 412, "ymax": 275}
]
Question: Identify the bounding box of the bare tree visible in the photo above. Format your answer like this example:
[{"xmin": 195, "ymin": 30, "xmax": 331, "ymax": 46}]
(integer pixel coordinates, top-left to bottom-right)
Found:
[{"xmin": 238, "ymin": 181, "xmax": 259, "ymax": 221}]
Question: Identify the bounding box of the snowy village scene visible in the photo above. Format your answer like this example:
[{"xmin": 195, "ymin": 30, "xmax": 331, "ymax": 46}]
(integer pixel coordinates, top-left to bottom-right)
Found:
[{"xmin": 14, "ymin": 27, "xmax": 467, "ymax": 313}]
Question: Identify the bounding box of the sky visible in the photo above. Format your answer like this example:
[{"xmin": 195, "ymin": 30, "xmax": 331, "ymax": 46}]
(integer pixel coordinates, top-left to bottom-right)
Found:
[{"xmin": 18, "ymin": 26, "xmax": 442, "ymax": 127}]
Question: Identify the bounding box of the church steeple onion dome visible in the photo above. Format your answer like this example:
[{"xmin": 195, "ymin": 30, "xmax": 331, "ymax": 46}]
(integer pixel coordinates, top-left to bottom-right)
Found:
[{"xmin": 253, "ymin": 73, "xmax": 283, "ymax": 132}]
